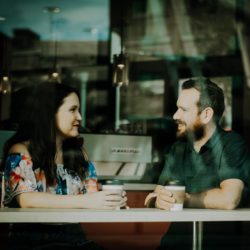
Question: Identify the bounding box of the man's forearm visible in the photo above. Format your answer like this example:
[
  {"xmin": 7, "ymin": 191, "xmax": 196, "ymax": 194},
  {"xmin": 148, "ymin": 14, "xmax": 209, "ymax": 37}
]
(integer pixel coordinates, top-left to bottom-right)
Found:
[{"xmin": 184, "ymin": 186, "xmax": 242, "ymax": 210}]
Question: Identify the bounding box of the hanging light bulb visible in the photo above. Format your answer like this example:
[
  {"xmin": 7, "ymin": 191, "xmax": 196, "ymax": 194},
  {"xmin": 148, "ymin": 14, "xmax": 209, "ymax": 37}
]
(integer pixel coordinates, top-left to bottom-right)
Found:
[
  {"xmin": 0, "ymin": 76, "xmax": 12, "ymax": 94},
  {"xmin": 112, "ymin": 53, "xmax": 129, "ymax": 86},
  {"xmin": 43, "ymin": 6, "xmax": 61, "ymax": 83},
  {"xmin": 0, "ymin": 17, "xmax": 12, "ymax": 94},
  {"xmin": 112, "ymin": 0, "xmax": 130, "ymax": 87},
  {"xmin": 49, "ymin": 70, "xmax": 61, "ymax": 83}
]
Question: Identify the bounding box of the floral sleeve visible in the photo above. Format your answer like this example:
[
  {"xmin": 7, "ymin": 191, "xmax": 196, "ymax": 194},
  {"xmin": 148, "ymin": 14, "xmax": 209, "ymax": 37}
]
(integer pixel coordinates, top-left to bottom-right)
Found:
[
  {"xmin": 4, "ymin": 153, "xmax": 37, "ymax": 206},
  {"xmin": 82, "ymin": 161, "xmax": 98, "ymax": 193}
]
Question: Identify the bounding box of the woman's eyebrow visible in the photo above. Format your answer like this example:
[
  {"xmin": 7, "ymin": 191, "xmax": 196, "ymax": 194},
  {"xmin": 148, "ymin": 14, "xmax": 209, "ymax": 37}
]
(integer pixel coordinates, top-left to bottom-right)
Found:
[{"xmin": 69, "ymin": 104, "xmax": 79, "ymax": 109}]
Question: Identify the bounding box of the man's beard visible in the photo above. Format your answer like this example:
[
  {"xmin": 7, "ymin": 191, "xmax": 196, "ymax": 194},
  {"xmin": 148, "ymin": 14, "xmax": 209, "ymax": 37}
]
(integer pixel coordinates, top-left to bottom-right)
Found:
[{"xmin": 176, "ymin": 120, "xmax": 205, "ymax": 141}]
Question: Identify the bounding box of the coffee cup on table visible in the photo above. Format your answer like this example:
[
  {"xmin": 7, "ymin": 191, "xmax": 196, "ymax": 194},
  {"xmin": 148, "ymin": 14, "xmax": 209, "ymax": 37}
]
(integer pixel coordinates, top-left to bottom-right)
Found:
[
  {"xmin": 165, "ymin": 180, "xmax": 185, "ymax": 211},
  {"xmin": 102, "ymin": 180, "xmax": 125, "ymax": 210}
]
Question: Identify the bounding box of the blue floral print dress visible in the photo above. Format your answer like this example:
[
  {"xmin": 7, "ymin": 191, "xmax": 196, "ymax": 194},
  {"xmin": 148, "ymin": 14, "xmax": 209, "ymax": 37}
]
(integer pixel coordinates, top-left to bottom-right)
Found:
[
  {"xmin": 3, "ymin": 153, "xmax": 101, "ymax": 249},
  {"xmin": 3, "ymin": 153, "xmax": 98, "ymax": 207}
]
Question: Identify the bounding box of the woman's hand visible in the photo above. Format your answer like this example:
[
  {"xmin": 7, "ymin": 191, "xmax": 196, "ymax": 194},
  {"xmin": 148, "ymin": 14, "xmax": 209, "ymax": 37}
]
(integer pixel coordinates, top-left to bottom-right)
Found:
[{"xmin": 81, "ymin": 190, "xmax": 127, "ymax": 210}]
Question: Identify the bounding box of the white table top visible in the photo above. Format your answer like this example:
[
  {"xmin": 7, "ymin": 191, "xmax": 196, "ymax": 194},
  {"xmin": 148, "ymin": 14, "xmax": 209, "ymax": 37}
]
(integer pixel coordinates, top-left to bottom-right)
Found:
[{"xmin": 1, "ymin": 208, "xmax": 250, "ymax": 223}]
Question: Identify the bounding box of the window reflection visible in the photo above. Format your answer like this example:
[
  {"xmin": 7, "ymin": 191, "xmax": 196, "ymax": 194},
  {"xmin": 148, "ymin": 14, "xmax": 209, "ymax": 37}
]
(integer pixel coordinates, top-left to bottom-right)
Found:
[{"xmin": 0, "ymin": 0, "xmax": 110, "ymax": 130}]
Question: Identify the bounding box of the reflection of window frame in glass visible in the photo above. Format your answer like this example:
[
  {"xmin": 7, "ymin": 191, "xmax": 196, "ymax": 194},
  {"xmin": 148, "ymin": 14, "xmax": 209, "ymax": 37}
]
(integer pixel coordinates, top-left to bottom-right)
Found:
[{"xmin": 120, "ymin": 79, "xmax": 165, "ymax": 123}]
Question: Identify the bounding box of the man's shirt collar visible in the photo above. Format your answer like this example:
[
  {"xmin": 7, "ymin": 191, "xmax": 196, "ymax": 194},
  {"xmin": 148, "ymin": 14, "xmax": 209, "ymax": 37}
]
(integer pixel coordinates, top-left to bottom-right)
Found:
[{"xmin": 186, "ymin": 126, "xmax": 223, "ymax": 153}]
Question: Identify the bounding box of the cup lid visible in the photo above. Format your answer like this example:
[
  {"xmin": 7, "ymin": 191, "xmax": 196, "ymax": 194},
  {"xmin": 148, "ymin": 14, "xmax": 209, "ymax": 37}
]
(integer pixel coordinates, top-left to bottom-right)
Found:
[
  {"xmin": 166, "ymin": 179, "xmax": 184, "ymax": 186},
  {"xmin": 103, "ymin": 179, "xmax": 124, "ymax": 185}
]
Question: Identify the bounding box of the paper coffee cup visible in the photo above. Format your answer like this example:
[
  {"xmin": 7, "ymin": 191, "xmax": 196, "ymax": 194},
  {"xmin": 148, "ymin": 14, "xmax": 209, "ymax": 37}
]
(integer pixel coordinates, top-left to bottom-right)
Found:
[
  {"xmin": 102, "ymin": 180, "xmax": 124, "ymax": 210},
  {"xmin": 165, "ymin": 185, "xmax": 185, "ymax": 211}
]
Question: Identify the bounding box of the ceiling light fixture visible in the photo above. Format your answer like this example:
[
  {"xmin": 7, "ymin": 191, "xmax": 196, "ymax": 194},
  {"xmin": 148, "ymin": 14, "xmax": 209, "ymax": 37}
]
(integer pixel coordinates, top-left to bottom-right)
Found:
[
  {"xmin": 43, "ymin": 6, "xmax": 61, "ymax": 83},
  {"xmin": 112, "ymin": 52, "xmax": 129, "ymax": 87},
  {"xmin": 112, "ymin": 2, "xmax": 129, "ymax": 87},
  {"xmin": 0, "ymin": 76, "xmax": 12, "ymax": 95},
  {"xmin": 0, "ymin": 17, "xmax": 12, "ymax": 95}
]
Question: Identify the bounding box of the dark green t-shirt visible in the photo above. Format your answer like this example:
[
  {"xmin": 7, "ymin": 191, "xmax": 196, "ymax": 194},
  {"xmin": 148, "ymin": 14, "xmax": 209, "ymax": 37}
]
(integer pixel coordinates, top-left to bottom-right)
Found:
[{"xmin": 158, "ymin": 127, "xmax": 250, "ymax": 204}]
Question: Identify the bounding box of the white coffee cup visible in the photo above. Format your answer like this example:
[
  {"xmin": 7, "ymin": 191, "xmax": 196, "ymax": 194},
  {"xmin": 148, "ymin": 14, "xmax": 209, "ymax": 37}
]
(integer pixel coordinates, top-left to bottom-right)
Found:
[
  {"xmin": 102, "ymin": 180, "xmax": 124, "ymax": 210},
  {"xmin": 165, "ymin": 184, "xmax": 185, "ymax": 211}
]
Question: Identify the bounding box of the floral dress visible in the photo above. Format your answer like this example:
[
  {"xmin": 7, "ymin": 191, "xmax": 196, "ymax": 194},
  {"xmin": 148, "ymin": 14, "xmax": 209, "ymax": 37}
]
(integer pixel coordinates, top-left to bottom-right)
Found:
[
  {"xmin": 3, "ymin": 153, "xmax": 98, "ymax": 207},
  {"xmin": 3, "ymin": 153, "xmax": 101, "ymax": 248}
]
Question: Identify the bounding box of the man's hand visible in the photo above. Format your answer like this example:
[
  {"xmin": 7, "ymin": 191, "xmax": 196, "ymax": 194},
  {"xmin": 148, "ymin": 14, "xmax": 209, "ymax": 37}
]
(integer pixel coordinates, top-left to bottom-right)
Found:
[{"xmin": 144, "ymin": 185, "xmax": 175, "ymax": 210}]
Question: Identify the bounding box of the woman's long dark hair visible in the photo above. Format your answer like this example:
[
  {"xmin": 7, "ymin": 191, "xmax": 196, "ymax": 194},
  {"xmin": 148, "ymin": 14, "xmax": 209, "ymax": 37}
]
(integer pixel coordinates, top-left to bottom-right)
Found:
[{"xmin": 1, "ymin": 82, "xmax": 89, "ymax": 184}]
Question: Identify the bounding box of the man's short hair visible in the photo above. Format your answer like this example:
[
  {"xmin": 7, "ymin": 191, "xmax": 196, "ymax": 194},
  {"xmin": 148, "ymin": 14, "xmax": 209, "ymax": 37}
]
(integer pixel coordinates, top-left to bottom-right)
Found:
[{"xmin": 181, "ymin": 78, "xmax": 225, "ymax": 123}]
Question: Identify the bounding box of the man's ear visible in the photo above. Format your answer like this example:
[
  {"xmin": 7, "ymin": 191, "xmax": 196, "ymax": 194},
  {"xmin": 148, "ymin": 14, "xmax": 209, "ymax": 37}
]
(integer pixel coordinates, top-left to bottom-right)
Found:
[{"xmin": 201, "ymin": 107, "xmax": 214, "ymax": 124}]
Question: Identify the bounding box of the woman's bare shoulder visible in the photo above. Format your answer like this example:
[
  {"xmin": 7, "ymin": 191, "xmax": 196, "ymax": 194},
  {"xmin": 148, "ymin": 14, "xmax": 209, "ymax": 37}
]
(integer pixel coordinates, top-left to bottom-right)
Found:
[{"xmin": 8, "ymin": 141, "xmax": 30, "ymax": 156}]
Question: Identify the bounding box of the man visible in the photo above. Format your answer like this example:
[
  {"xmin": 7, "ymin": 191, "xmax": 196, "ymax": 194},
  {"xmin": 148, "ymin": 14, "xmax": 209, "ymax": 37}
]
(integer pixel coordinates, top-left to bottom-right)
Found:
[{"xmin": 145, "ymin": 78, "xmax": 250, "ymax": 249}]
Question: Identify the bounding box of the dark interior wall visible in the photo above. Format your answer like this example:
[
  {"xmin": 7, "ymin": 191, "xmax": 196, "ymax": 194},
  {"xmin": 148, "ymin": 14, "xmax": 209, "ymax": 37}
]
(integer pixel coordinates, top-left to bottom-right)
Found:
[{"xmin": 243, "ymin": 82, "xmax": 250, "ymax": 147}]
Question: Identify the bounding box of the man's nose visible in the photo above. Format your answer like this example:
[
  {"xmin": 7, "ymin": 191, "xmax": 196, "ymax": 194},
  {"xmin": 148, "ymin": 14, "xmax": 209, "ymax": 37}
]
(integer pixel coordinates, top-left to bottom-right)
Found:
[
  {"xmin": 173, "ymin": 110, "xmax": 179, "ymax": 120},
  {"xmin": 77, "ymin": 111, "xmax": 82, "ymax": 120}
]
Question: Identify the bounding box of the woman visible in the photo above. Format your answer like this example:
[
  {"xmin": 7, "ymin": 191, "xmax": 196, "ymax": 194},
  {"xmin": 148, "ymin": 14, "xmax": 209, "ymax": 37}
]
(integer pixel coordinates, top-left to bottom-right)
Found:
[{"xmin": 1, "ymin": 82, "xmax": 127, "ymax": 250}]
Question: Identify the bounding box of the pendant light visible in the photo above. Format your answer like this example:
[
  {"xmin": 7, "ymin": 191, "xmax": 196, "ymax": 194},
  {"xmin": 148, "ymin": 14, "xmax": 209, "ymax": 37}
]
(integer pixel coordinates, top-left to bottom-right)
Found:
[
  {"xmin": 44, "ymin": 6, "xmax": 61, "ymax": 83},
  {"xmin": 112, "ymin": 52, "xmax": 129, "ymax": 86},
  {"xmin": 0, "ymin": 16, "xmax": 12, "ymax": 95},
  {"xmin": 0, "ymin": 76, "xmax": 11, "ymax": 94},
  {"xmin": 112, "ymin": 3, "xmax": 129, "ymax": 87}
]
